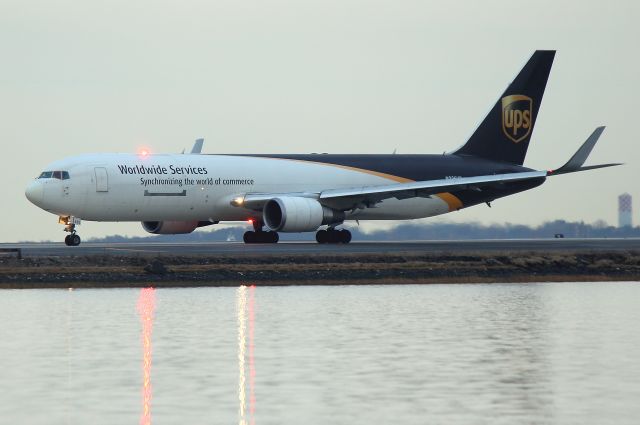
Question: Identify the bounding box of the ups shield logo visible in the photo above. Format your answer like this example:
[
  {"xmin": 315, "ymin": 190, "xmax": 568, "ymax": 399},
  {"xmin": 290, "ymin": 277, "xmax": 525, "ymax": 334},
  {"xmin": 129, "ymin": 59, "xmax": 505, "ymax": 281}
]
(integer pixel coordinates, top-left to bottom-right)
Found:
[{"xmin": 502, "ymin": 95, "xmax": 532, "ymax": 143}]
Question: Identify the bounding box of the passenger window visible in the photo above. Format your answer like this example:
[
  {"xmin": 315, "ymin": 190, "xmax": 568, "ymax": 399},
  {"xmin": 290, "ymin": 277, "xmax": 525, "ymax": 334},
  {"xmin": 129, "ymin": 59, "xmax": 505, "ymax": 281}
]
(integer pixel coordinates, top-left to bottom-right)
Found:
[
  {"xmin": 39, "ymin": 171, "xmax": 53, "ymax": 179},
  {"xmin": 62, "ymin": 171, "xmax": 70, "ymax": 180},
  {"xmin": 53, "ymin": 171, "xmax": 62, "ymax": 179}
]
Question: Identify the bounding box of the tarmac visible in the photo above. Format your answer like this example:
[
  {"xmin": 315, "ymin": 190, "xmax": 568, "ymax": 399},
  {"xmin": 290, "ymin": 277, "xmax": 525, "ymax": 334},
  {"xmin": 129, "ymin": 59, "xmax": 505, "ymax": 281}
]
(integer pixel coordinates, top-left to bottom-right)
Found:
[{"xmin": 2, "ymin": 238, "xmax": 639, "ymax": 258}]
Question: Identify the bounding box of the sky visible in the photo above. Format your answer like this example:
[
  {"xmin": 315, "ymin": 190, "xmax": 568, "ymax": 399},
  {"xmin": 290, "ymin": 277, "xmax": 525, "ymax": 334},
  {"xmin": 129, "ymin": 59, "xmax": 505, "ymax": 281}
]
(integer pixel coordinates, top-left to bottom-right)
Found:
[{"xmin": 1, "ymin": 0, "xmax": 638, "ymax": 242}]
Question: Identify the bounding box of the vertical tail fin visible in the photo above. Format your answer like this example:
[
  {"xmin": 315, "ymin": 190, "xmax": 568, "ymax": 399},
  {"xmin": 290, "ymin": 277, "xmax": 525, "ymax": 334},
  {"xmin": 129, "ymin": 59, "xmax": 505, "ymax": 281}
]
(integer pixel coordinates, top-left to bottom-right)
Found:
[{"xmin": 453, "ymin": 50, "xmax": 555, "ymax": 165}]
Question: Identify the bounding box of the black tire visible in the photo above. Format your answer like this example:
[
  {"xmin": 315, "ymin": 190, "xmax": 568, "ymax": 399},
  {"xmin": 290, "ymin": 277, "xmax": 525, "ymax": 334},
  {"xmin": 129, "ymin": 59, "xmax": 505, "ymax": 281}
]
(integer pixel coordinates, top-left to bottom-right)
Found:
[
  {"xmin": 316, "ymin": 230, "xmax": 328, "ymax": 244},
  {"xmin": 243, "ymin": 231, "xmax": 255, "ymax": 243},
  {"xmin": 269, "ymin": 232, "xmax": 279, "ymax": 243},
  {"xmin": 340, "ymin": 229, "xmax": 352, "ymax": 244},
  {"xmin": 64, "ymin": 235, "xmax": 72, "ymax": 246},
  {"xmin": 71, "ymin": 234, "xmax": 81, "ymax": 246}
]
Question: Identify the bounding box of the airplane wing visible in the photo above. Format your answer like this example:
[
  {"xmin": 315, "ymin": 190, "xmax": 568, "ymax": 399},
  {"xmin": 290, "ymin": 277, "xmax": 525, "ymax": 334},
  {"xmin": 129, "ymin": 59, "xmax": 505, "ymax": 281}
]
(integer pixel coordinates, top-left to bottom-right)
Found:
[
  {"xmin": 317, "ymin": 171, "xmax": 547, "ymax": 210},
  {"xmin": 238, "ymin": 171, "xmax": 547, "ymax": 211}
]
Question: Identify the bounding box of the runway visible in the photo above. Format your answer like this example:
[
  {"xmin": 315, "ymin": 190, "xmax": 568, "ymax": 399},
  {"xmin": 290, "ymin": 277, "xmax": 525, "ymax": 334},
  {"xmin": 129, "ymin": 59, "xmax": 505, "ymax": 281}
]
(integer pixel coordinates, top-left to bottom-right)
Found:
[{"xmin": 2, "ymin": 238, "xmax": 640, "ymax": 258}]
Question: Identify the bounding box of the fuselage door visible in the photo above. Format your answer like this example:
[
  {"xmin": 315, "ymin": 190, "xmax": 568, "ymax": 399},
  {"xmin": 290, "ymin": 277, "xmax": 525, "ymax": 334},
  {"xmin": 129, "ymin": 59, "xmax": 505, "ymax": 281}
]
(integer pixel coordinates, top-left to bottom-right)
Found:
[{"xmin": 94, "ymin": 167, "xmax": 109, "ymax": 192}]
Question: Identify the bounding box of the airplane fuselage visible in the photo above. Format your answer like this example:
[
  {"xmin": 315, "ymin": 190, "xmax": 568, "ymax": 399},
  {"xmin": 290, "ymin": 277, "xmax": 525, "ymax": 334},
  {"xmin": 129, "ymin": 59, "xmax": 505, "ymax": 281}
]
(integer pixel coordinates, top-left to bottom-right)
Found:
[{"xmin": 25, "ymin": 153, "xmax": 542, "ymax": 223}]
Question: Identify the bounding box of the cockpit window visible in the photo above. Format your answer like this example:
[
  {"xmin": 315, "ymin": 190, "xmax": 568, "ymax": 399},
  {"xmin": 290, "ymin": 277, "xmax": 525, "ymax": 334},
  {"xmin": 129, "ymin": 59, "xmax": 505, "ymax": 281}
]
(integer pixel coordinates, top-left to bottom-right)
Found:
[{"xmin": 38, "ymin": 171, "xmax": 70, "ymax": 180}]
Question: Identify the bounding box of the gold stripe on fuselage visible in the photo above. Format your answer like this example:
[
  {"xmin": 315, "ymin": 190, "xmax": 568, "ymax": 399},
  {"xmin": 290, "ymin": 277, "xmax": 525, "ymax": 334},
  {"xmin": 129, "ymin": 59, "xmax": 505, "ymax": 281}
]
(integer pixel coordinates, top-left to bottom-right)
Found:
[{"xmin": 435, "ymin": 193, "xmax": 463, "ymax": 211}]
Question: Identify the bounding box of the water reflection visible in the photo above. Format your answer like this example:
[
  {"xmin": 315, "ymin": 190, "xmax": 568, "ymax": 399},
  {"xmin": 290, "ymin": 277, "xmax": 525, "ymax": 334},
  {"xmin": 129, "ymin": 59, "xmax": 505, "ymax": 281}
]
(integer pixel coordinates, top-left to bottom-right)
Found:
[
  {"xmin": 137, "ymin": 288, "xmax": 156, "ymax": 425},
  {"xmin": 237, "ymin": 285, "xmax": 257, "ymax": 425},
  {"xmin": 1, "ymin": 283, "xmax": 639, "ymax": 424},
  {"xmin": 457, "ymin": 288, "xmax": 552, "ymax": 418},
  {"xmin": 248, "ymin": 285, "xmax": 256, "ymax": 424},
  {"xmin": 237, "ymin": 286, "xmax": 247, "ymax": 424},
  {"xmin": 66, "ymin": 288, "xmax": 73, "ymax": 425}
]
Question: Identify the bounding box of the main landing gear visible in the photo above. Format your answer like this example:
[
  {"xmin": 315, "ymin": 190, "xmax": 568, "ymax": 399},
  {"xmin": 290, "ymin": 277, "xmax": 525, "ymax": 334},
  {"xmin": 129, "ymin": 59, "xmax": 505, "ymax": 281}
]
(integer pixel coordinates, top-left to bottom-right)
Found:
[
  {"xmin": 60, "ymin": 216, "xmax": 81, "ymax": 246},
  {"xmin": 243, "ymin": 220, "xmax": 279, "ymax": 244},
  {"xmin": 316, "ymin": 228, "xmax": 351, "ymax": 244}
]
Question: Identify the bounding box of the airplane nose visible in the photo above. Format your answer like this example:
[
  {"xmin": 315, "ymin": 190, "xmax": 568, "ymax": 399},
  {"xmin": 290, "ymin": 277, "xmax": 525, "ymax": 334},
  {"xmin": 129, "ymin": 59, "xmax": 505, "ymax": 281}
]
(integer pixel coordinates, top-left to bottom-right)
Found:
[{"xmin": 25, "ymin": 180, "xmax": 44, "ymax": 206}]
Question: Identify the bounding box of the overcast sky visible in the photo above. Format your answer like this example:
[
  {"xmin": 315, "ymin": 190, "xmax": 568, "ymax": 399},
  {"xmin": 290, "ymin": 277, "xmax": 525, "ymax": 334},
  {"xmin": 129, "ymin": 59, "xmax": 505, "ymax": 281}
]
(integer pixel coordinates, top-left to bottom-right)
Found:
[{"xmin": 1, "ymin": 0, "xmax": 638, "ymax": 242}]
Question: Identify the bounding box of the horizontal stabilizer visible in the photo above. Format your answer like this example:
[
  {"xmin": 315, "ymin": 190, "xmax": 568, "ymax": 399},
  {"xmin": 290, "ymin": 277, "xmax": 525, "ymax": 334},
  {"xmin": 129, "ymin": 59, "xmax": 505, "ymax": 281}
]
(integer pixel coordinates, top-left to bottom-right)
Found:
[
  {"xmin": 552, "ymin": 163, "xmax": 622, "ymax": 175},
  {"xmin": 549, "ymin": 127, "xmax": 622, "ymax": 175}
]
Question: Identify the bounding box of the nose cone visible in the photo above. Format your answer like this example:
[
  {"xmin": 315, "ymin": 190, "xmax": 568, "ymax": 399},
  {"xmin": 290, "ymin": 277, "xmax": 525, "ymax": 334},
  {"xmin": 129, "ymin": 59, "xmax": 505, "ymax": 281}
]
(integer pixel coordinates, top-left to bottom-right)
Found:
[{"xmin": 25, "ymin": 180, "xmax": 44, "ymax": 206}]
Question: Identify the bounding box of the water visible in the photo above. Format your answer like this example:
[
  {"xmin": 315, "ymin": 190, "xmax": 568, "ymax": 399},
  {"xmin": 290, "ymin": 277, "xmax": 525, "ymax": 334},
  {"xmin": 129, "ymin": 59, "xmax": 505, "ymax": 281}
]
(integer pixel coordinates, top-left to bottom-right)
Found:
[{"xmin": 1, "ymin": 282, "xmax": 639, "ymax": 425}]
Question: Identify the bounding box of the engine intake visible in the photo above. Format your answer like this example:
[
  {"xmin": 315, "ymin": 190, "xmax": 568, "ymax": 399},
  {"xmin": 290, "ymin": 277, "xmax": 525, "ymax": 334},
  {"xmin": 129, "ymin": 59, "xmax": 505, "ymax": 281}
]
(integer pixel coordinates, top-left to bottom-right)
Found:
[
  {"xmin": 142, "ymin": 221, "xmax": 199, "ymax": 234},
  {"xmin": 263, "ymin": 197, "xmax": 344, "ymax": 232}
]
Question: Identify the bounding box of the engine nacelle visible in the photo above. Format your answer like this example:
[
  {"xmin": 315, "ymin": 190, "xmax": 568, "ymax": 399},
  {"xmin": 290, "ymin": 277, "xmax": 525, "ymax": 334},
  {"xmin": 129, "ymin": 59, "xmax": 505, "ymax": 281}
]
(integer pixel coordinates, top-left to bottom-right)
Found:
[
  {"xmin": 263, "ymin": 197, "xmax": 345, "ymax": 232},
  {"xmin": 142, "ymin": 220, "xmax": 199, "ymax": 234}
]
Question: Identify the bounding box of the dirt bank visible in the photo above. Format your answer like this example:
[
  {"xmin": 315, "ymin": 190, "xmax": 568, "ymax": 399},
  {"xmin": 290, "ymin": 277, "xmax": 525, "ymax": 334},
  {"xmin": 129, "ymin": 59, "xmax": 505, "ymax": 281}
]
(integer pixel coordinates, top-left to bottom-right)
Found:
[{"xmin": 1, "ymin": 250, "xmax": 639, "ymax": 288}]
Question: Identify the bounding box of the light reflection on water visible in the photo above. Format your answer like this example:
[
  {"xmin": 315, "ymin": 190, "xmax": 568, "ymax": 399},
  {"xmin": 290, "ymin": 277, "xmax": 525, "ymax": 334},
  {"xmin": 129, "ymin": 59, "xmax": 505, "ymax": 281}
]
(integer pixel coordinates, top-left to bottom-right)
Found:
[
  {"xmin": 237, "ymin": 285, "xmax": 257, "ymax": 425},
  {"xmin": 237, "ymin": 285, "xmax": 247, "ymax": 424},
  {"xmin": 137, "ymin": 288, "xmax": 155, "ymax": 425},
  {"xmin": 248, "ymin": 285, "xmax": 256, "ymax": 424},
  {"xmin": 0, "ymin": 282, "xmax": 639, "ymax": 424}
]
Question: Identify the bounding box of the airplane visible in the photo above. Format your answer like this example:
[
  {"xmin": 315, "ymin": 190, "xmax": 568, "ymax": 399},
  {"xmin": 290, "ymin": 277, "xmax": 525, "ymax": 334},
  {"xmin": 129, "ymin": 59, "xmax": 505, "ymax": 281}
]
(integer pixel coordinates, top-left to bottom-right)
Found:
[{"xmin": 25, "ymin": 50, "xmax": 620, "ymax": 246}]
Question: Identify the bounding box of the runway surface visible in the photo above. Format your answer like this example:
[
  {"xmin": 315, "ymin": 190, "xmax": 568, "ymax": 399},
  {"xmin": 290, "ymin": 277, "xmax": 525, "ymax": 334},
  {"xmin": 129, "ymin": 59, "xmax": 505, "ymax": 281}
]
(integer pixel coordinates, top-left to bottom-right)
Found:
[{"xmin": 2, "ymin": 238, "xmax": 639, "ymax": 257}]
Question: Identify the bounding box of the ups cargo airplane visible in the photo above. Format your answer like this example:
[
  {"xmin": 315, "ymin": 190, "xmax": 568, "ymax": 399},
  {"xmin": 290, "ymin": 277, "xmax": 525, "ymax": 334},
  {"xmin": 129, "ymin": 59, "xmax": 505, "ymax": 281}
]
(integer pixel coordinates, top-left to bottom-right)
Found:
[{"xmin": 25, "ymin": 51, "xmax": 619, "ymax": 246}]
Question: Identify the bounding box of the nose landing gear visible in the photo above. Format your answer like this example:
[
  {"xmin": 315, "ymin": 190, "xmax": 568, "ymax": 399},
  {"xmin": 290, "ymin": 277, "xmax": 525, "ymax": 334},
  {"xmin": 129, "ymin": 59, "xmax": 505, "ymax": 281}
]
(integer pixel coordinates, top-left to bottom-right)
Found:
[{"xmin": 60, "ymin": 216, "xmax": 82, "ymax": 246}]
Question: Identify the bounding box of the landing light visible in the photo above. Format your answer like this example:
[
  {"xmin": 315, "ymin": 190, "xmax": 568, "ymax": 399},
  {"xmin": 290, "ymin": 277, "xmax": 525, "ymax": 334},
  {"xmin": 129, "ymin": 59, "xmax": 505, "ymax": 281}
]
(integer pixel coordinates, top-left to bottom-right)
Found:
[{"xmin": 231, "ymin": 197, "xmax": 245, "ymax": 207}]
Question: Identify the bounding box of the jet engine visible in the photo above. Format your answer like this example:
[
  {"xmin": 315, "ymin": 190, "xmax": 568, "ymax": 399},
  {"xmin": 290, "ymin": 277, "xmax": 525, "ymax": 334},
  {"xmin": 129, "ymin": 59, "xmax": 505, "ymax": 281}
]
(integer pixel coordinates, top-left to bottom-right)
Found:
[
  {"xmin": 263, "ymin": 197, "xmax": 345, "ymax": 232},
  {"xmin": 142, "ymin": 220, "xmax": 199, "ymax": 234}
]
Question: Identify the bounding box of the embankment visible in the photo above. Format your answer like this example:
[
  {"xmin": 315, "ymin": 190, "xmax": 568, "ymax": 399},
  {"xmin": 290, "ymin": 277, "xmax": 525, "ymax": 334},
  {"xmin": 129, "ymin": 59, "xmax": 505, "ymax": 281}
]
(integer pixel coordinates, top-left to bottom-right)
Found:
[{"xmin": 1, "ymin": 250, "xmax": 639, "ymax": 288}]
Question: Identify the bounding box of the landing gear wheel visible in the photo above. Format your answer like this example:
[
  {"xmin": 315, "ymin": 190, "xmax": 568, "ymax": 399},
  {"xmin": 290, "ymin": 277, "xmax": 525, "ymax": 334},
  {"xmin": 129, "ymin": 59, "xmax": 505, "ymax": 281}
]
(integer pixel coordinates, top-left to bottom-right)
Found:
[
  {"xmin": 316, "ymin": 228, "xmax": 351, "ymax": 244},
  {"xmin": 339, "ymin": 229, "xmax": 352, "ymax": 244},
  {"xmin": 65, "ymin": 234, "xmax": 81, "ymax": 246},
  {"xmin": 316, "ymin": 230, "xmax": 328, "ymax": 244},
  {"xmin": 243, "ymin": 231, "xmax": 256, "ymax": 243}
]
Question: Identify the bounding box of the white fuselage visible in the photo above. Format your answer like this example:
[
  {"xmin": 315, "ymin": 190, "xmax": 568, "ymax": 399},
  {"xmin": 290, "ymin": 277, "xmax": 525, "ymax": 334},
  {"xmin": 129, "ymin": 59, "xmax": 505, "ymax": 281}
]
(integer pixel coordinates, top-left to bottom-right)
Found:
[{"xmin": 26, "ymin": 153, "xmax": 454, "ymax": 225}]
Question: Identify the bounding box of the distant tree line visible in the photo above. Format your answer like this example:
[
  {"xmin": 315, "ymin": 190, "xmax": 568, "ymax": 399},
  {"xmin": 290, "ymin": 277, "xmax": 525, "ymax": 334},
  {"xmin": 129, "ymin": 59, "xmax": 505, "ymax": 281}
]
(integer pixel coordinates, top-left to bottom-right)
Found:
[{"xmin": 91, "ymin": 220, "xmax": 640, "ymax": 243}]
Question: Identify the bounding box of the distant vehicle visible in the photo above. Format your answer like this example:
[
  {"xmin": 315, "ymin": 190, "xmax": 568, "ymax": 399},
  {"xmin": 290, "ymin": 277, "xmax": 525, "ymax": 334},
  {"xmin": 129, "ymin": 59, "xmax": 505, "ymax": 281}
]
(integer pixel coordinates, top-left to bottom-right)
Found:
[
  {"xmin": 554, "ymin": 233, "xmax": 565, "ymax": 239},
  {"xmin": 25, "ymin": 51, "xmax": 620, "ymax": 246}
]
